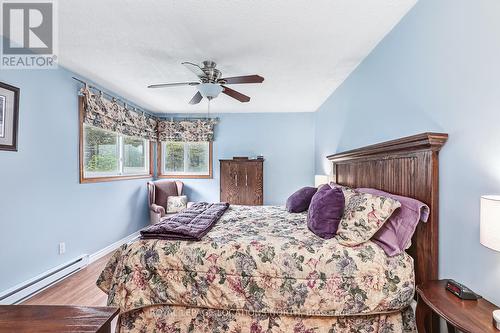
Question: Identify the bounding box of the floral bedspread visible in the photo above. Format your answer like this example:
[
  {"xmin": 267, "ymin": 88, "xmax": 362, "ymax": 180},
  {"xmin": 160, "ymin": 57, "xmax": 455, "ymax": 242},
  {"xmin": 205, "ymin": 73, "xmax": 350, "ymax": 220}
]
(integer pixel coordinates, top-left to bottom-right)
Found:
[
  {"xmin": 117, "ymin": 305, "xmax": 416, "ymax": 333},
  {"xmin": 97, "ymin": 205, "xmax": 415, "ymax": 317}
]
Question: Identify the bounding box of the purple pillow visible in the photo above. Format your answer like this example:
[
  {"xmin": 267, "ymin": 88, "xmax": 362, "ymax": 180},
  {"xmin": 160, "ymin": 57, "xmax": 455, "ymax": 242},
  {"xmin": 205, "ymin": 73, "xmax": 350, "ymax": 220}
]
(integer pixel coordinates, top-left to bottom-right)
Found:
[
  {"xmin": 307, "ymin": 185, "xmax": 345, "ymax": 239},
  {"xmin": 286, "ymin": 187, "xmax": 317, "ymax": 213},
  {"xmin": 357, "ymin": 188, "xmax": 430, "ymax": 256}
]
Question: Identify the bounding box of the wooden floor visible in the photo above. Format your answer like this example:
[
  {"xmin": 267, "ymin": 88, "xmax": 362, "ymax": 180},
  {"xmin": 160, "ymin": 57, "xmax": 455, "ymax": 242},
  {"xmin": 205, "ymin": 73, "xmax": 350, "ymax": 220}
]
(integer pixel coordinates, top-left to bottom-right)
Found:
[{"xmin": 22, "ymin": 253, "xmax": 112, "ymax": 306}]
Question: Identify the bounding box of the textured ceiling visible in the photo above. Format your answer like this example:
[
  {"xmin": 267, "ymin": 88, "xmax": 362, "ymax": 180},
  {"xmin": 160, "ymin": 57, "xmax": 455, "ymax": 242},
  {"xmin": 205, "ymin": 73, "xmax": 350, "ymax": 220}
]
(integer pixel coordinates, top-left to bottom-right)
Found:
[{"xmin": 58, "ymin": 0, "xmax": 416, "ymax": 113}]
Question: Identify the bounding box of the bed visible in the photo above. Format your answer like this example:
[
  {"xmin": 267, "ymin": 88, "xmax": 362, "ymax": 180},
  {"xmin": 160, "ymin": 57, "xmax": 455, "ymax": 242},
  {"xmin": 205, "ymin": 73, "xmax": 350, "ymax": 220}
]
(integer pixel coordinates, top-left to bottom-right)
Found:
[{"xmin": 97, "ymin": 132, "xmax": 448, "ymax": 333}]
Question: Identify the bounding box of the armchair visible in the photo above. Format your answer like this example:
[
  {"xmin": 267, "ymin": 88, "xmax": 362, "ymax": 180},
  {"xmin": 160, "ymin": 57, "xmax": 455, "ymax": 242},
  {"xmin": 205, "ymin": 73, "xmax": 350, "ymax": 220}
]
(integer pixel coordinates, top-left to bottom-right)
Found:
[{"xmin": 147, "ymin": 180, "xmax": 184, "ymax": 224}]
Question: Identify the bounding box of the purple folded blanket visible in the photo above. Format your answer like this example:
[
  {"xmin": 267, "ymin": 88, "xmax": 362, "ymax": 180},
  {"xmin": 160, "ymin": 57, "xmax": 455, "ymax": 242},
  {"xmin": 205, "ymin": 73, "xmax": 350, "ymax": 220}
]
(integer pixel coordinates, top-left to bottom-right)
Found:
[{"xmin": 140, "ymin": 202, "xmax": 229, "ymax": 241}]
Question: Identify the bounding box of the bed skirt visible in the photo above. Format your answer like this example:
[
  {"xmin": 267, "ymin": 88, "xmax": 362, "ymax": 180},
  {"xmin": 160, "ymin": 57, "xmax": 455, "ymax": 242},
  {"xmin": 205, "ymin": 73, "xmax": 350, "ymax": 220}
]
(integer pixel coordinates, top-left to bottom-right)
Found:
[{"xmin": 116, "ymin": 305, "xmax": 416, "ymax": 333}]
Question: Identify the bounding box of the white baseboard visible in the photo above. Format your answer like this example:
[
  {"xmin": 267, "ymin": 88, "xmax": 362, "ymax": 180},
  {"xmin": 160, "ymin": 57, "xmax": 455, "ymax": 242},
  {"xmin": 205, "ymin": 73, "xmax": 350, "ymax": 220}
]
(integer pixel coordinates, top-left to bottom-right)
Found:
[
  {"xmin": 0, "ymin": 230, "xmax": 141, "ymax": 305},
  {"xmin": 0, "ymin": 255, "xmax": 89, "ymax": 305},
  {"xmin": 88, "ymin": 230, "xmax": 140, "ymax": 264}
]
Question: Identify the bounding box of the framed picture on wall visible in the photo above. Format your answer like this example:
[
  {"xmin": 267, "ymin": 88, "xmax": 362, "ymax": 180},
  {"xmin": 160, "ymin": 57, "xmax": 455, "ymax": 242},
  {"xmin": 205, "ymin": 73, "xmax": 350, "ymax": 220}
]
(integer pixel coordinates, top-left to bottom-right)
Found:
[{"xmin": 0, "ymin": 82, "xmax": 20, "ymax": 151}]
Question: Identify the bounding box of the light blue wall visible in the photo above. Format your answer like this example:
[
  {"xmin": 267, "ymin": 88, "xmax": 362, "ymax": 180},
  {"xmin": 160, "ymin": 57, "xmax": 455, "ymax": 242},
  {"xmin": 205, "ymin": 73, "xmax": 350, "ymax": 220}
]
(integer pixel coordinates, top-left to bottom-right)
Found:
[
  {"xmin": 177, "ymin": 113, "xmax": 315, "ymax": 205},
  {"xmin": 0, "ymin": 67, "xmax": 314, "ymax": 292},
  {"xmin": 0, "ymin": 68, "xmax": 151, "ymax": 292},
  {"xmin": 314, "ymin": 0, "xmax": 500, "ymax": 304}
]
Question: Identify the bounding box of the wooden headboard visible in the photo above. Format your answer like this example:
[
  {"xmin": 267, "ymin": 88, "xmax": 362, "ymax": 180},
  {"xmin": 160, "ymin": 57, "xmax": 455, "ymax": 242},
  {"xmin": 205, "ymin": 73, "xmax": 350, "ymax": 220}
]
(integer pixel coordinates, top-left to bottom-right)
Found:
[{"xmin": 327, "ymin": 132, "xmax": 448, "ymax": 287}]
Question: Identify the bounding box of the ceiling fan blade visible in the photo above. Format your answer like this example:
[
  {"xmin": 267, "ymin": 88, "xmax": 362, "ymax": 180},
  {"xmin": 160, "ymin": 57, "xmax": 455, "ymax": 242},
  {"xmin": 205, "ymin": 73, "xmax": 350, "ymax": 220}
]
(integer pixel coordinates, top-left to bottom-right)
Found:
[
  {"xmin": 148, "ymin": 82, "xmax": 199, "ymax": 88},
  {"xmin": 221, "ymin": 85, "xmax": 250, "ymax": 103},
  {"xmin": 182, "ymin": 62, "xmax": 207, "ymax": 78},
  {"xmin": 189, "ymin": 91, "xmax": 203, "ymax": 105},
  {"xmin": 220, "ymin": 75, "xmax": 264, "ymax": 85}
]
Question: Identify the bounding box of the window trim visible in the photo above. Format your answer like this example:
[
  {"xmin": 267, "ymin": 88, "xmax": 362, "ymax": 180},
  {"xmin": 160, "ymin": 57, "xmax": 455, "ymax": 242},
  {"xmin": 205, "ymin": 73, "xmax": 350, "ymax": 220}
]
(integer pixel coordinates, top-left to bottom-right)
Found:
[
  {"xmin": 158, "ymin": 141, "xmax": 213, "ymax": 179},
  {"xmin": 79, "ymin": 96, "xmax": 153, "ymax": 184}
]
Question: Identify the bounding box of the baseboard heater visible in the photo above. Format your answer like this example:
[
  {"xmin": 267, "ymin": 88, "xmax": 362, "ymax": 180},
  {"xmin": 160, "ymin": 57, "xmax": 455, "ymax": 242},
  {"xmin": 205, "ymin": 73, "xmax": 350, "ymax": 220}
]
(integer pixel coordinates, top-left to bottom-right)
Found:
[{"xmin": 0, "ymin": 254, "xmax": 89, "ymax": 305}]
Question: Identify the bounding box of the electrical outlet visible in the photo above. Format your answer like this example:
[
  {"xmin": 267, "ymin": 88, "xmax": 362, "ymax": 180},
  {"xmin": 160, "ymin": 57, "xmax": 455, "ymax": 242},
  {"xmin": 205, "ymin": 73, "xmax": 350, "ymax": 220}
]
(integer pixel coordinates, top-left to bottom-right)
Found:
[{"xmin": 59, "ymin": 242, "xmax": 66, "ymax": 255}]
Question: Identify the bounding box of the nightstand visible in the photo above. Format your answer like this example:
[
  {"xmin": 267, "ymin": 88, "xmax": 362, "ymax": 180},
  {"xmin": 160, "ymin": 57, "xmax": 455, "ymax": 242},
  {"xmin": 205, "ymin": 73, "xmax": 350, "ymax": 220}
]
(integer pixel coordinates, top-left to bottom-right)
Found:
[{"xmin": 416, "ymin": 280, "xmax": 499, "ymax": 333}]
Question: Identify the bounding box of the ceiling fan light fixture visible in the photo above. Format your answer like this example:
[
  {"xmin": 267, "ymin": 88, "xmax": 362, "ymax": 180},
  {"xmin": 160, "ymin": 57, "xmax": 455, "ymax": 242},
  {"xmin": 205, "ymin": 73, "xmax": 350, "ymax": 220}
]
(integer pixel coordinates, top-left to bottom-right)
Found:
[
  {"xmin": 197, "ymin": 83, "xmax": 223, "ymax": 100},
  {"xmin": 147, "ymin": 61, "xmax": 263, "ymax": 104}
]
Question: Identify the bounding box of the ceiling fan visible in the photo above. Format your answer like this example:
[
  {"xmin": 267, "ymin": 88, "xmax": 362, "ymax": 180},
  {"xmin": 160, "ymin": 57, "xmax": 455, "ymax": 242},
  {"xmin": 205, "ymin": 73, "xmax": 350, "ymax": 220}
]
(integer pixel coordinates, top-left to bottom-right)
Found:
[{"xmin": 147, "ymin": 60, "xmax": 264, "ymax": 104}]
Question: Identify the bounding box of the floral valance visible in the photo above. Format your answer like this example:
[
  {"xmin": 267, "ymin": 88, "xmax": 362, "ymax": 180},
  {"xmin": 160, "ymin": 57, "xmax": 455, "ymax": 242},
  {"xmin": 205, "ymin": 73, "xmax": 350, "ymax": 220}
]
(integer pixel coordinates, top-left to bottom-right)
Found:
[
  {"xmin": 80, "ymin": 86, "xmax": 218, "ymax": 142},
  {"xmin": 80, "ymin": 86, "xmax": 158, "ymax": 141},
  {"xmin": 158, "ymin": 119, "xmax": 217, "ymax": 142}
]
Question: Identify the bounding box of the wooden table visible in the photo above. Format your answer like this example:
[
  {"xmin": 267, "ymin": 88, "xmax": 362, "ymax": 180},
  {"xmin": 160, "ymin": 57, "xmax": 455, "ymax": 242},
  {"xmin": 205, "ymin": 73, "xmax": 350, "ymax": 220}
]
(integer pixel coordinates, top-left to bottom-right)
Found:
[
  {"xmin": 0, "ymin": 305, "xmax": 119, "ymax": 333},
  {"xmin": 416, "ymin": 280, "xmax": 499, "ymax": 333}
]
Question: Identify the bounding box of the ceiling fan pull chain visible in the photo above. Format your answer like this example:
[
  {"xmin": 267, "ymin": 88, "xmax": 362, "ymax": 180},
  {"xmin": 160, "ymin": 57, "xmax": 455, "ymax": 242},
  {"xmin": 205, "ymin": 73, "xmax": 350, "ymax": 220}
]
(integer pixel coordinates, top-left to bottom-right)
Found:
[{"xmin": 207, "ymin": 98, "xmax": 211, "ymax": 119}]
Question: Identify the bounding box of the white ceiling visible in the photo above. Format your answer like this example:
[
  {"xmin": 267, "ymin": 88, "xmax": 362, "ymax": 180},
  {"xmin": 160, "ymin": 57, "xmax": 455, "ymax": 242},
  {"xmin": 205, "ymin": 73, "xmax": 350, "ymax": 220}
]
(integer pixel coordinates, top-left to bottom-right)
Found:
[{"xmin": 58, "ymin": 0, "xmax": 416, "ymax": 113}]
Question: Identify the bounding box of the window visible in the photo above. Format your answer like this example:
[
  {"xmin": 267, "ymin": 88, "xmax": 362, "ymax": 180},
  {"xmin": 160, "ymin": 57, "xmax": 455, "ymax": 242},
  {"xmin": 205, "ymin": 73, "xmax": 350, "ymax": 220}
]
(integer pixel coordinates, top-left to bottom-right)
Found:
[
  {"xmin": 123, "ymin": 136, "xmax": 148, "ymax": 174},
  {"xmin": 160, "ymin": 141, "xmax": 212, "ymax": 178},
  {"xmin": 81, "ymin": 124, "xmax": 152, "ymax": 182}
]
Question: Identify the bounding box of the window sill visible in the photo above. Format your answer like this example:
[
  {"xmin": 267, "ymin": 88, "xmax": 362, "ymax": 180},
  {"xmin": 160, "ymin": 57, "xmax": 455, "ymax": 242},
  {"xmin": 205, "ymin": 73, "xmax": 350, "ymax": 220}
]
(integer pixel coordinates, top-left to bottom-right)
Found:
[
  {"xmin": 158, "ymin": 174, "xmax": 212, "ymax": 179},
  {"xmin": 80, "ymin": 174, "xmax": 153, "ymax": 184}
]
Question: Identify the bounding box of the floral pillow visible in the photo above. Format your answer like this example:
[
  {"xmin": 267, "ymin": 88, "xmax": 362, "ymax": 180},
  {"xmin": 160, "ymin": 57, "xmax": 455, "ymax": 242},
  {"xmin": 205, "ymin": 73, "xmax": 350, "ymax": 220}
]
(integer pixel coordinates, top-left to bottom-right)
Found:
[
  {"xmin": 166, "ymin": 195, "xmax": 188, "ymax": 213},
  {"xmin": 329, "ymin": 182, "xmax": 356, "ymax": 194},
  {"xmin": 336, "ymin": 189, "xmax": 401, "ymax": 246}
]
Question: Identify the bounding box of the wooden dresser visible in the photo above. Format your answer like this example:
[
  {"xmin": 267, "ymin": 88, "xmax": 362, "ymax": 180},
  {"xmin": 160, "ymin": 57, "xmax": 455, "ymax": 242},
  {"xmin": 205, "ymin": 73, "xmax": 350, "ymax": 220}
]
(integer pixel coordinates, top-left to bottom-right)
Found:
[{"xmin": 220, "ymin": 158, "xmax": 263, "ymax": 205}]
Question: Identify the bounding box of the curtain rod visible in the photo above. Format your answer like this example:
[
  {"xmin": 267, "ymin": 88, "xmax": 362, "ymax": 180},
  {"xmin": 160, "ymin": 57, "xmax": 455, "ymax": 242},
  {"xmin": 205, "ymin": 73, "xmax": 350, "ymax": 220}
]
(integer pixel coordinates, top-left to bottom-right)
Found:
[
  {"xmin": 155, "ymin": 115, "xmax": 219, "ymax": 121},
  {"xmin": 72, "ymin": 76, "xmax": 154, "ymax": 117},
  {"xmin": 73, "ymin": 77, "xmax": 218, "ymax": 122}
]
